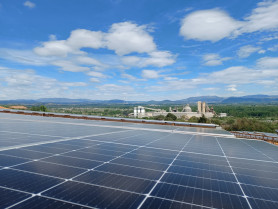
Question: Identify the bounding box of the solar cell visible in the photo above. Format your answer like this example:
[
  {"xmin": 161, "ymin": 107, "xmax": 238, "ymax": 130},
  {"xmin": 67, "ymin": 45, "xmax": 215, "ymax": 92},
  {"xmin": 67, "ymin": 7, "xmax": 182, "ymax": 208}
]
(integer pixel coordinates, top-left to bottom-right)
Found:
[
  {"xmin": 150, "ymin": 183, "xmax": 250, "ymax": 208},
  {"xmin": 248, "ymin": 198, "xmax": 278, "ymax": 209},
  {"xmin": 43, "ymin": 181, "xmax": 145, "ymax": 209},
  {"xmin": 0, "ymin": 154, "xmax": 30, "ymax": 167},
  {"xmin": 14, "ymin": 161, "xmax": 86, "ymax": 179},
  {"xmin": 172, "ymin": 159, "xmax": 232, "ymax": 173},
  {"xmin": 11, "ymin": 196, "xmax": 92, "ymax": 209},
  {"xmin": 143, "ymin": 197, "xmax": 206, "ymax": 208},
  {"xmin": 111, "ymin": 157, "xmax": 169, "ymax": 171},
  {"xmin": 161, "ymin": 172, "xmax": 243, "ymax": 195},
  {"xmin": 0, "ymin": 169, "xmax": 63, "ymax": 193},
  {"xmin": 75, "ymin": 170, "xmax": 156, "ymax": 193},
  {"xmin": 124, "ymin": 153, "xmax": 174, "ymax": 164},
  {"xmin": 23, "ymin": 145, "xmax": 70, "ymax": 154},
  {"xmin": 63, "ymin": 151, "xmax": 116, "ymax": 162},
  {"xmin": 41, "ymin": 155, "xmax": 103, "ymax": 169},
  {"xmin": 168, "ymin": 165, "xmax": 237, "ymax": 182},
  {"xmin": 77, "ymin": 147, "xmax": 125, "ymax": 156},
  {"xmin": 241, "ymin": 184, "xmax": 278, "ymax": 202},
  {"xmin": 0, "ymin": 149, "xmax": 52, "ymax": 160},
  {"xmin": 1, "ymin": 113, "xmax": 278, "ymax": 208},
  {"xmin": 237, "ymin": 174, "xmax": 278, "ymax": 188},
  {"xmin": 0, "ymin": 187, "xmax": 31, "ymax": 208},
  {"xmin": 96, "ymin": 163, "xmax": 164, "ymax": 180}
]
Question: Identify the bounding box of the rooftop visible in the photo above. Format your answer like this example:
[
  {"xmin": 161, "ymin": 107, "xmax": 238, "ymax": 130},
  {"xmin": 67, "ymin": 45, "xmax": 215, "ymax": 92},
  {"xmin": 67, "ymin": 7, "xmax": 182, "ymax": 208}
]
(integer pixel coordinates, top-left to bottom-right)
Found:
[{"xmin": 0, "ymin": 112, "xmax": 277, "ymax": 208}]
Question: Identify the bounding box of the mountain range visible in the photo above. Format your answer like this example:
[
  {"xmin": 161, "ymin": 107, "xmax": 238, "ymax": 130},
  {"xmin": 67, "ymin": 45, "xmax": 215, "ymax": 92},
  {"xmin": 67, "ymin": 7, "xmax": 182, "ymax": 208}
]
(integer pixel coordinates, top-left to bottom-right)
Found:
[{"xmin": 1, "ymin": 95, "xmax": 278, "ymax": 105}]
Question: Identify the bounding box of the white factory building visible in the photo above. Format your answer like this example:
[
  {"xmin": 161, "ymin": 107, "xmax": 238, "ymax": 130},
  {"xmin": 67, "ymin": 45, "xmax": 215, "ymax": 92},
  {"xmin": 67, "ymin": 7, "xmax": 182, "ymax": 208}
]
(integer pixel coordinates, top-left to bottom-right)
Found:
[{"xmin": 133, "ymin": 101, "xmax": 227, "ymax": 119}]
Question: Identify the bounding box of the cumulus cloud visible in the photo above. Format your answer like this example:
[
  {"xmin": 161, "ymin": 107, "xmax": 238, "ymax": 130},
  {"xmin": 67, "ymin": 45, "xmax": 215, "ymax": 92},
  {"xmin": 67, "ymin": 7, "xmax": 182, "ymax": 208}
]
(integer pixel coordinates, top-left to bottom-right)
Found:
[
  {"xmin": 33, "ymin": 22, "xmax": 175, "ymax": 69},
  {"xmin": 34, "ymin": 22, "xmax": 155, "ymax": 57},
  {"xmin": 180, "ymin": 0, "xmax": 278, "ymax": 42},
  {"xmin": 68, "ymin": 29, "xmax": 104, "ymax": 50},
  {"xmin": 237, "ymin": 45, "xmax": 261, "ymax": 58},
  {"xmin": 105, "ymin": 22, "xmax": 156, "ymax": 55},
  {"xmin": 34, "ymin": 40, "xmax": 78, "ymax": 57},
  {"xmin": 180, "ymin": 9, "xmax": 242, "ymax": 42},
  {"xmin": 24, "ymin": 1, "xmax": 35, "ymax": 8},
  {"xmin": 34, "ymin": 29, "xmax": 103, "ymax": 57},
  {"xmin": 142, "ymin": 70, "xmax": 160, "ymax": 79},
  {"xmin": 202, "ymin": 53, "xmax": 231, "ymax": 66}
]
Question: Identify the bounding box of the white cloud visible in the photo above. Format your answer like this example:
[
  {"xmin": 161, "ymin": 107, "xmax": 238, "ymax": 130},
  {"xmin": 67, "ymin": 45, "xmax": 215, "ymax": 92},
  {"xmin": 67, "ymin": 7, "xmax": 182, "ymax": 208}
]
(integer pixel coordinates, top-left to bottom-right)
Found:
[
  {"xmin": 105, "ymin": 22, "xmax": 156, "ymax": 55},
  {"xmin": 147, "ymin": 56, "xmax": 278, "ymax": 93},
  {"xmin": 258, "ymin": 49, "xmax": 266, "ymax": 54},
  {"xmin": 143, "ymin": 51, "xmax": 176, "ymax": 67},
  {"xmin": 87, "ymin": 71, "xmax": 107, "ymax": 78},
  {"xmin": 180, "ymin": 0, "xmax": 278, "ymax": 42},
  {"xmin": 261, "ymin": 34, "xmax": 278, "ymax": 42},
  {"xmin": 203, "ymin": 87, "xmax": 218, "ymax": 91},
  {"xmin": 52, "ymin": 60, "xmax": 90, "ymax": 72},
  {"xmin": 34, "ymin": 22, "xmax": 155, "ymax": 57},
  {"xmin": 226, "ymin": 84, "xmax": 237, "ymax": 92},
  {"xmin": 89, "ymin": 78, "xmax": 100, "ymax": 83},
  {"xmin": 121, "ymin": 51, "xmax": 176, "ymax": 68},
  {"xmin": 180, "ymin": 9, "xmax": 242, "ymax": 42},
  {"xmin": 76, "ymin": 56, "xmax": 103, "ymax": 67},
  {"xmin": 242, "ymin": 0, "xmax": 278, "ymax": 33},
  {"xmin": 34, "ymin": 29, "xmax": 103, "ymax": 57},
  {"xmin": 164, "ymin": 76, "xmax": 178, "ymax": 81},
  {"xmin": 68, "ymin": 29, "xmax": 104, "ymax": 50},
  {"xmin": 237, "ymin": 45, "xmax": 261, "ymax": 58},
  {"xmin": 267, "ymin": 44, "xmax": 278, "ymax": 52},
  {"xmin": 121, "ymin": 73, "xmax": 137, "ymax": 80},
  {"xmin": 257, "ymin": 56, "xmax": 278, "ymax": 68},
  {"xmin": 32, "ymin": 22, "xmax": 175, "ymax": 69},
  {"xmin": 121, "ymin": 56, "xmax": 141, "ymax": 66},
  {"xmin": 202, "ymin": 53, "xmax": 231, "ymax": 66},
  {"xmin": 142, "ymin": 70, "xmax": 160, "ymax": 79},
  {"xmin": 0, "ymin": 48, "xmax": 55, "ymax": 66},
  {"xmin": 0, "ymin": 67, "xmax": 86, "ymax": 100},
  {"xmin": 24, "ymin": 1, "xmax": 35, "ymax": 8},
  {"xmin": 49, "ymin": 34, "xmax": 57, "ymax": 41},
  {"xmin": 34, "ymin": 40, "xmax": 78, "ymax": 57}
]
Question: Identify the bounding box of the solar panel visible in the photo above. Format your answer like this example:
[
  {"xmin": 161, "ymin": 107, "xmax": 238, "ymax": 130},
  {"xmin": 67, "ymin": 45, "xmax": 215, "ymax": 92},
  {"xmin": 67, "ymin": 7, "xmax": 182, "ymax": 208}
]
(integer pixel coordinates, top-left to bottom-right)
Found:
[{"xmin": 0, "ymin": 112, "xmax": 278, "ymax": 209}]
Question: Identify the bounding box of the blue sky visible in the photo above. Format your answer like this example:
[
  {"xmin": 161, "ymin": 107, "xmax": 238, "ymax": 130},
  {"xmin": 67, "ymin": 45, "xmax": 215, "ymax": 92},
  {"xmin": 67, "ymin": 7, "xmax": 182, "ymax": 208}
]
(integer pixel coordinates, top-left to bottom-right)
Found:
[{"xmin": 0, "ymin": 0, "xmax": 278, "ymax": 100}]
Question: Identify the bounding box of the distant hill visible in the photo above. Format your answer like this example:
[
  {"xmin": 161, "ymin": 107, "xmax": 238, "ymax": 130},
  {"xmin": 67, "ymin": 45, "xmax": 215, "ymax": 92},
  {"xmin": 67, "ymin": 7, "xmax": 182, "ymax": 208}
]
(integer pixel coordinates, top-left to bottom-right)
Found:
[{"xmin": 1, "ymin": 95, "xmax": 278, "ymax": 105}]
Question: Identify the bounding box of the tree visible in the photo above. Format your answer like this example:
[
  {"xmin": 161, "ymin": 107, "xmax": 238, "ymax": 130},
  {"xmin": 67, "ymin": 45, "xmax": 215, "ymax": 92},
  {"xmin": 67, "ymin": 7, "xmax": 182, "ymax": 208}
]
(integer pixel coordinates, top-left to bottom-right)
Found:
[
  {"xmin": 154, "ymin": 115, "xmax": 165, "ymax": 120},
  {"xmin": 188, "ymin": 116, "xmax": 198, "ymax": 123},
  {"xmin": 198, "ymin": 114, "xmax": 208, "ymax": 123},
  {"xmin": 40, "ymin": 105, "xmax": 47, "ymax": 112},
  {"xmin": 165, "ymin": 113, "xmax": 177, "ymax": 121},
  {"xmin": 30, "ymin": 105, "xmax": 48, "ymax": 112}
]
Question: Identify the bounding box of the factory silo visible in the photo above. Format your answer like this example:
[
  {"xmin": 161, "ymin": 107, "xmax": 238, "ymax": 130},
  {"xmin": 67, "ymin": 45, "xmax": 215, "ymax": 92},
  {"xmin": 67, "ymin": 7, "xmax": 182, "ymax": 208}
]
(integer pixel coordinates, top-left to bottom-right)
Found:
[
  {"xmin": 197, "ymin": 101, "xmax": 202, "ymax": 113},
  {"xmin": 202, "ymin": 102, "xmax": 206, "ymax": 113}
]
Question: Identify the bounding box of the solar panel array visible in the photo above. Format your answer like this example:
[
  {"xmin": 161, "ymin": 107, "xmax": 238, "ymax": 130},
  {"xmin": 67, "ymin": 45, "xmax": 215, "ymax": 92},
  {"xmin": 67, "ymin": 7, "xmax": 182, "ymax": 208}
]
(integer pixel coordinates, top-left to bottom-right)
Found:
[{"xmin": 0, "ymin": 113, "xmax": 278, "ymax": 209}]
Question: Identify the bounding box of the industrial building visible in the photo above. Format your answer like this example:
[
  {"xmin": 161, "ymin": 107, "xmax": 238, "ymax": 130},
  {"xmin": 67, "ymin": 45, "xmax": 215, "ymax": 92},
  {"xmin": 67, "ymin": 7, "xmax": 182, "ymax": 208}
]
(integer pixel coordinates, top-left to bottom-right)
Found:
[{"xmin": 133, "ymin": 101, "xmax": 226, "ymax": 119}]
